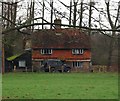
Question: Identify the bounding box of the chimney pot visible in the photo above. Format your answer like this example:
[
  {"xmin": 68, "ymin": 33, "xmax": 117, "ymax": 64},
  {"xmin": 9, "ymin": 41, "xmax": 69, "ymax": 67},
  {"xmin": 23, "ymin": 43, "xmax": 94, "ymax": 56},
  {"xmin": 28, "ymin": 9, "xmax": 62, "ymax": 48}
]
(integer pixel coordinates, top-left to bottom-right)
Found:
[{"xmin": 54, "ymin": 19, "xmax": 61, "ymax": 29}]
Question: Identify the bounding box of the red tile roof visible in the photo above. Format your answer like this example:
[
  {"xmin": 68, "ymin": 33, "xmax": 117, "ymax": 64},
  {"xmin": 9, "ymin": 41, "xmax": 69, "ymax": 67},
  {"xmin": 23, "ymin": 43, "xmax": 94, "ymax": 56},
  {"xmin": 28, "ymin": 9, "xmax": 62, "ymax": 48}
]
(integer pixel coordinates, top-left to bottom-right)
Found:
[{"xmin": 32, "ymin": 28, "xmax": 91, "ymax": 49}]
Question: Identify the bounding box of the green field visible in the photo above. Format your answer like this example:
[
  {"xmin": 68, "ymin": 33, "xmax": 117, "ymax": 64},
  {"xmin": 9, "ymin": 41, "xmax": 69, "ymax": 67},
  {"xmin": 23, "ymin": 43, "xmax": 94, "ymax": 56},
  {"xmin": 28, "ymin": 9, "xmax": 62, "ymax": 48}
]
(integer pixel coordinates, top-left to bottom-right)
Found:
[{"xmin": 2, "ymin": 72, "xmax": 118, "ymax": 99}]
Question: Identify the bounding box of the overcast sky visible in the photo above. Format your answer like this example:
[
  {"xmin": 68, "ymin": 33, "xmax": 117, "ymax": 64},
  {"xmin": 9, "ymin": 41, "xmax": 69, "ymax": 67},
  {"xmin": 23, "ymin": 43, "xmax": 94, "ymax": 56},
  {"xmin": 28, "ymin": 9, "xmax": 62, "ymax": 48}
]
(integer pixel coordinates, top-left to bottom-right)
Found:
[{"xmin": 2, "ymin": 0, "xmax": 119, "ymax": 29}]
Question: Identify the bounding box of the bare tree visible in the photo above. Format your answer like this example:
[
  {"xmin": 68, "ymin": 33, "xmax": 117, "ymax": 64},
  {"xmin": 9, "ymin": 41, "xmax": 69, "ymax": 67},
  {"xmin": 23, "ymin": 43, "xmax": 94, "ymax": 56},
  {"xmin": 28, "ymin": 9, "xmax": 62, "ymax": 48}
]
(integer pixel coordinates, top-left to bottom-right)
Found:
[
  {"xmin": 105, "ymin": 0, "xmax": 120, "ymax": 70},
  {"xmin": 2, "ymin": 2, "xmax": 17, "ymax": 29},
  {"xmin": 2, "ymin": 1, "xmax": 18, "ymax": 73}
]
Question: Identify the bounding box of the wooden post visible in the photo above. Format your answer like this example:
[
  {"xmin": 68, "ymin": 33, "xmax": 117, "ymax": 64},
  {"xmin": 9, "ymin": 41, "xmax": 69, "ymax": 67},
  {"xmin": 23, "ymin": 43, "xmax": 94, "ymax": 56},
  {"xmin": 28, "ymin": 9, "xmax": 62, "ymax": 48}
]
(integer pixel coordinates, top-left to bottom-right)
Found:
[
  {"xmin": 61, "ymin": 66, "xmax": 64, "ymax": 73},
  {"xmin": 32, "ymin": 65, "xmax": 33, "ymax": 72},
  {"xmin": 26, "ymin": 67, "xmax": 27, "ymax": 72},
  {"xmin": 2, "ymin": 44, "xmax": 5, "ymax": 74},
  {"xmin": 75, "ymin": 67, "xmax": 77, "ymax": 72},
  {"xmin": 49, "ymin": 66, "xmax": 51, "ymax": 72},
  {"xmin": 13, "ymin": 65, "xmax": 16, "ymax": 72}
]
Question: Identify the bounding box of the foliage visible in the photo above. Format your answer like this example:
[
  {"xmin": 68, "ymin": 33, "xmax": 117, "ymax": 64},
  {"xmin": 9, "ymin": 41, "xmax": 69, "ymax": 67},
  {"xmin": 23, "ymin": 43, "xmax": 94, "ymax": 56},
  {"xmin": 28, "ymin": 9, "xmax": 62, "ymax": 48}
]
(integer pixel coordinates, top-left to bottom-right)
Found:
[{"xmin": 4, "ymin": 31, "xmax": 24, "ymax": 58}]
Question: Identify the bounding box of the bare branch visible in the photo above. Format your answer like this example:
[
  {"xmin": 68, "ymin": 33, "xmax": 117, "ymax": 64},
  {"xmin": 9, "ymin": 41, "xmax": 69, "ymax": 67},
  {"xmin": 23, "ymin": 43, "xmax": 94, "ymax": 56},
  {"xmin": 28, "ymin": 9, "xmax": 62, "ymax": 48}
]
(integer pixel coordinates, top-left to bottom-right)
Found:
[
  {"xmin": 2, "ymin": 22, "xmax": 120, "ymax": 34},
  {"xmin": 114, "ymin": 5, "xmax": 120, "ymax": 27},
  {"xmin": 105, "ymin": 1, "xmax": 114, "ymax": 29}
]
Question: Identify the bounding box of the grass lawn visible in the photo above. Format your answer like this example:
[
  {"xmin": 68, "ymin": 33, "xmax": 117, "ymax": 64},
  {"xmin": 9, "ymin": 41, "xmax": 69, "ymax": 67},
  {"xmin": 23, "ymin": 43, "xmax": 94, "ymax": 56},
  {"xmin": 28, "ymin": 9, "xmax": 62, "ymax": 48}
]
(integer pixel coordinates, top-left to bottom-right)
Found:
[{"xmin": 2, "ymin": 72, "xmax": 118, "ymax": 99}]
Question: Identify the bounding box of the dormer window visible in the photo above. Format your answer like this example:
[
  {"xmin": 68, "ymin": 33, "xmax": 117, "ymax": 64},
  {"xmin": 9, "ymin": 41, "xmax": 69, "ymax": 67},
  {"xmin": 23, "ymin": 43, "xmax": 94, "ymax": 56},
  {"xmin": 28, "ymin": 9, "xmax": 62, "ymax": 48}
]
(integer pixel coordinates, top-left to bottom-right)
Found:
[
  {"xmin": 72, "ymin": 49, "xmax": 84, "ymax": 55},
  {"xmin": 41, "ymin": 49, "xmax": 52, "ymax": 55}
]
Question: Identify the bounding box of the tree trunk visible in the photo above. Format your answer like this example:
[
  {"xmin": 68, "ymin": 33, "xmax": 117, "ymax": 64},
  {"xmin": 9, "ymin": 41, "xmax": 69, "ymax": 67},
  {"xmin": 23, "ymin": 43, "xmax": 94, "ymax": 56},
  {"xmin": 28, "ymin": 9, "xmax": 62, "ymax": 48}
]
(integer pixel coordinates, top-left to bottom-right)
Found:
[
  {"xmin": 42, "ymin": 0, "xmax": 45, "ymax": 29},
  {"xmin": 79, "ymin": 1, "xmax": 83, "ymax": 28},
  {"xmin": 31, "ymin": 1, "xmax": 35, "ymax": 31},
  {"xmin": 118, "ymin": 34, "xmax": 120, "ymax": 73},
  {"xmin": 7, "ymin": 3, "xmax": 10, "ymax": 27},
  {"xmin": 107, "ymin": 31, "xmax": 115, "ymax": 71},
  {"xmin": 105, "ymin": 2, "xmax": 118, "ymax": 71},
  {"xmin": 50, "ymin": 0, "xmax": 53, "ymax": 29},
  {"xmin": 69, "ymin": 0, "xmax": 72, "ymax": 26},
  {"xmin": 88, "ymin": 2, "xmax": 92, "ymax": 36},
  {"xmin": 107, "ymin": 38, "xmax": 113, "ymax": 71},
  {"xmin": 73, "ymin": 1, "xmax": 77, "ymax": 28},
  {"xmin": 12, "ymin": 2, "xmax": 17, "ymax": 27}
]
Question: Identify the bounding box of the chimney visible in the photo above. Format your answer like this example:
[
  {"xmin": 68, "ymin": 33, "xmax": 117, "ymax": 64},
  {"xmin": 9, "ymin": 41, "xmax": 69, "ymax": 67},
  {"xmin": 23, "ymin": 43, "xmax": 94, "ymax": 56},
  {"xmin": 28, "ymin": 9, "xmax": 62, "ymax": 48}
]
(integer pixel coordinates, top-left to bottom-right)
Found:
[{"xmin": 54, "ymin": 18, "xmax": 61, "ymax": 29}]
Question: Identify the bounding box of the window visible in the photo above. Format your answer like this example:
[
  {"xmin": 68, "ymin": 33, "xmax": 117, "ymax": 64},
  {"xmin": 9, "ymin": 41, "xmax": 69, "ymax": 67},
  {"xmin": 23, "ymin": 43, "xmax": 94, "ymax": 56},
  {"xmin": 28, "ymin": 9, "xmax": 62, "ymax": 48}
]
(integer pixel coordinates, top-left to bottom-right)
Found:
[
  {"xmin": 19, "ymin": 60, "xmax": 26, "ymax": 67},
  {"xmin": 41, "ymin": 49, "xmax": 52, "ymax": 55},
  {"xmin": 39, "ymin": 61, "xmax": 44, "ymax": 66},
  {"xmin": 72, "ymin": 49, "xmax": 84, "ymax": 54},
  {"xmin": 73, "ymin": 61, "xmax": 83, "ymax": 68}
]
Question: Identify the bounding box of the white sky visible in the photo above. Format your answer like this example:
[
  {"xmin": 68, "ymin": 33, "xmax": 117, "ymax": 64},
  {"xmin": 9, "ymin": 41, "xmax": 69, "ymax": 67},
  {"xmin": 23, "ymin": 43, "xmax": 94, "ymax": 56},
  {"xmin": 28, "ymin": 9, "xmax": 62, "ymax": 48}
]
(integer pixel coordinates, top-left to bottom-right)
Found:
[{"xmin": 2, "ymin": 0, "xmax": 119, "ymax": 29}]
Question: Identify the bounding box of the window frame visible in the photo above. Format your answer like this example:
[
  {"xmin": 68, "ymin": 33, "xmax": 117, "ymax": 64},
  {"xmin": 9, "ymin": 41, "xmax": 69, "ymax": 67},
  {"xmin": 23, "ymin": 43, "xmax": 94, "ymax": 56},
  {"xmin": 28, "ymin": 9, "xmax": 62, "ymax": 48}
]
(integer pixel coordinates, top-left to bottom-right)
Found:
[
  {"xmin": 19, "ymin": 60, "xmax": 26, "ymax": 67},
  {"xmin": 40, "ymin": 49, "xmax": 52, "ymax": 55},
  {"xmin": 72, "ymin": 49, "xmax": 84, "ymax": 55},
  {"xmin": 73, "ymin": 61, "xmax": 83, "ymax": 68}
]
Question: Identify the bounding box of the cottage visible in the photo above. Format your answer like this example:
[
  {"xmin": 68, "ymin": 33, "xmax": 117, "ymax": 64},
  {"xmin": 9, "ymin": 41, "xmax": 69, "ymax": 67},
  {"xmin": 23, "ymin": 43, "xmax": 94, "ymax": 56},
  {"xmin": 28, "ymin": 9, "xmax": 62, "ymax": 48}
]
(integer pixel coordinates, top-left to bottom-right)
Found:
[{"xmin": 32, "ymin": 24, "xmax": 91, "ymax": 72}]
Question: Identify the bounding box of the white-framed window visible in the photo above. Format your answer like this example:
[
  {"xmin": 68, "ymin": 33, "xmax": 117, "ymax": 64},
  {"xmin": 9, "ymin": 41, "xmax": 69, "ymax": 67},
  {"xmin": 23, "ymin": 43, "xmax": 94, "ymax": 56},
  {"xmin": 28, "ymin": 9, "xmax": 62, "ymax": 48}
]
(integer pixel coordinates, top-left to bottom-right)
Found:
[
  {"xmin": 41, "ymin": 49, "xmax": 52, "ymax": 55},
  {"xmin": 19, "ymin": 60, "xmax": 26, "ymax": 67},
  {"xmin": 72, "ymin": 49, "xmax": 84, "ymax": 55},
  {"xmin": 73, "ymin": 61, "xmax": 83, "ymax": 68}
]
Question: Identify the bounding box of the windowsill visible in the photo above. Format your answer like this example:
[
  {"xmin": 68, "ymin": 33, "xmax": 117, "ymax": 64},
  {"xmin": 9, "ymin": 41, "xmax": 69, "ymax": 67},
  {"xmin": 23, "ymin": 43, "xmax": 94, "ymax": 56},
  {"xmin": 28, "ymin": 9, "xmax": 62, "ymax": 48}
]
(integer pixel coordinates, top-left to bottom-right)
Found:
[
  {"xmin": 73, "ymin": 54, "xmax": 83, "ymax": 55},
  {"xmin": 41, "ymin": 54, "xmax": 52, "ymax": 55}
]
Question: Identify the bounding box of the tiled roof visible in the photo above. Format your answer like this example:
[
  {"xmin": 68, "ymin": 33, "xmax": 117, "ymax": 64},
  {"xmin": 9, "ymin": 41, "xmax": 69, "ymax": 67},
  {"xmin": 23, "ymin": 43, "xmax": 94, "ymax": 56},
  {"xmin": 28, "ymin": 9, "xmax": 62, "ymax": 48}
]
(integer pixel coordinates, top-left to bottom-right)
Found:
[{"xmin": 32, "ymin": 28, "xmax": 91, "ymax": 49}]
